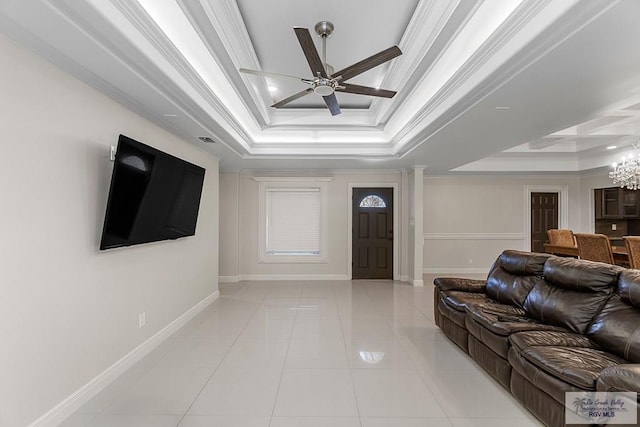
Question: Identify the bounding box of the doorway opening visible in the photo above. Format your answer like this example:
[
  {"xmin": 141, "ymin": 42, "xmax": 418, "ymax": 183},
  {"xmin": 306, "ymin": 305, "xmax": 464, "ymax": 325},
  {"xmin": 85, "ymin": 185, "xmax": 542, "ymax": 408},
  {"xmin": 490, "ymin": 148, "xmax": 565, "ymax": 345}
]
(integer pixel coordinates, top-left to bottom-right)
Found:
[{"xmin": 531, "ymin": 192, "xmax": 559, "ymax": 252}]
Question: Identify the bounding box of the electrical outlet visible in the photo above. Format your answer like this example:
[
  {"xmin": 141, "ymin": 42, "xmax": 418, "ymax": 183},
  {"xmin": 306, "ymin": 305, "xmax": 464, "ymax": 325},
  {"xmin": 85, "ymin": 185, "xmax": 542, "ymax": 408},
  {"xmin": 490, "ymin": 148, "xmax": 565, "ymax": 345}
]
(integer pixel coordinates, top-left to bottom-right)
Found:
[
  {"xmin": 138, "ymin": 312, "xmax": 146, "ymax": 328},
  {"xmin": 612, "ymin": 224, "xmax": 617, "ymax": 231},
  {"xmin": 468, "ymin": 259, "xmax": 473, "ymax": 264},
  {"xmin": 110, "ymin": 145, "xmax": 117, "ymax": 161}
]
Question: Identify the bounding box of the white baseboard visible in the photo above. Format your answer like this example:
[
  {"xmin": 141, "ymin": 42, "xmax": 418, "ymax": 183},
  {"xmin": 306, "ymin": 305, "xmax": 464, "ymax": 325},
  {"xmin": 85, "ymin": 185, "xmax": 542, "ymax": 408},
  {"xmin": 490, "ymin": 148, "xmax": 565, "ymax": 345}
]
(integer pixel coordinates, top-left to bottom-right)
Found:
[
  {"xmin": 238, "ymin": 274, "xmax": 350, "ymax": 281},
  {"xmin": 29, "ymin": 290, "xmax": 220, "ymax": 427},
  {"xmin": 409, "ymin": 278, "xmax": 424, "ymax": 287},
  {"xmin": 400, "ymin": 275, "xmax": 409, "ymax": 283},
  {"xmin": 423, "ymin": 267, "xmax": 489, "ymax": 274},
  {"xmin": 219, "ymin": 275, "xmax": 239, "ymax": 283}
]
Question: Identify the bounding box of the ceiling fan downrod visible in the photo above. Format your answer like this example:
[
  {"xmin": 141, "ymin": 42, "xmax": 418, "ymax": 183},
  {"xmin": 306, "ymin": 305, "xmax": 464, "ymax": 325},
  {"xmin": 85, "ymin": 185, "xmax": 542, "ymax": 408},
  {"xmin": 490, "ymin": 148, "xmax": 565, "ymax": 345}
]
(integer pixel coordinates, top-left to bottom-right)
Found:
[
  {"xmin": 315, "ymin": 21, "xmax": 334, "ymax": 76},
  {"xmin": 311, "ymin": 21, "xmax": 340, "ymax": 96}
]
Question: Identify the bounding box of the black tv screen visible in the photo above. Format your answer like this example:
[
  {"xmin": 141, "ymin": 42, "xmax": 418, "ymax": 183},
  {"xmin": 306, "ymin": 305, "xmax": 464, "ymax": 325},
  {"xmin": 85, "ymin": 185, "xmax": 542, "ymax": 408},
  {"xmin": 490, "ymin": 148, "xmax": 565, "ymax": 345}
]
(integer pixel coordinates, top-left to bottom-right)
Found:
[{"xmin": 100, "ymin": 134, "xmax": 206, "ymax": 250}]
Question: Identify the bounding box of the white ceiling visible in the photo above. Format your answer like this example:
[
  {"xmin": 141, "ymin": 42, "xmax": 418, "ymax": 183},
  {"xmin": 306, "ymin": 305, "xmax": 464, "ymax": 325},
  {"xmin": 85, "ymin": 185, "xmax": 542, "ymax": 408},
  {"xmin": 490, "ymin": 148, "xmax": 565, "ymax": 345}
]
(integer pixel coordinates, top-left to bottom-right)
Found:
[
  {"xmin": 236, "ymin": 0, "xmax": 419, "ymax": 109},
  {"xmin": 1, "ymin": 0, "xmax": 640, "ymax": 174}
]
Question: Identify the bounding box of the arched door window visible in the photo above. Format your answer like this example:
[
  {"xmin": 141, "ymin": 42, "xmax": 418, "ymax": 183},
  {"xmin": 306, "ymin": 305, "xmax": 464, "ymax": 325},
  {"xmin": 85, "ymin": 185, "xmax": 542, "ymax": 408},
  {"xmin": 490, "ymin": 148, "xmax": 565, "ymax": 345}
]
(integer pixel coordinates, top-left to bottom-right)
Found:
[{"xmin": 359, "ymin": 194, "xmax": 386, "ymax": 208}]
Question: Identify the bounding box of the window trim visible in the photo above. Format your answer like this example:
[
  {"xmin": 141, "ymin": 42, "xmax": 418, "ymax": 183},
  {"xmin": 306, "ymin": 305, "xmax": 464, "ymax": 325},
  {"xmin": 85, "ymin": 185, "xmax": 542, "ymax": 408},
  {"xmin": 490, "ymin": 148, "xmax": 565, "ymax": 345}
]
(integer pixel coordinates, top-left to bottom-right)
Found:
[{"xmin": 255, "ymin": 177, "xmax": 332, "ymax": 263}]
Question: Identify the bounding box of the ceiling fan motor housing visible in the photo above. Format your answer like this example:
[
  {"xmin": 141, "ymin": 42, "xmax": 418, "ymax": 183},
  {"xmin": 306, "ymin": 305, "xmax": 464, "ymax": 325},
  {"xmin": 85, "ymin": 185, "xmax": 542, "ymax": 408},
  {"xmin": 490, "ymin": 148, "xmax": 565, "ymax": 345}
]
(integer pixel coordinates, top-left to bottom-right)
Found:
[{"xmin": 313, "ymin": 79, "xmax": 338, "ymax": 96}]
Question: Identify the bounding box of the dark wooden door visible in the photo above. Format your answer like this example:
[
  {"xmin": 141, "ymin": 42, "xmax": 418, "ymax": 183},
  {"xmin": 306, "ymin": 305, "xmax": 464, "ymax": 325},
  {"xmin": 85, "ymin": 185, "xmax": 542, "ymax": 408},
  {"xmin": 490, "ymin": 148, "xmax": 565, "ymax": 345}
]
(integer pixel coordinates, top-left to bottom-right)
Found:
[
  {"xmin": 352, "ymin": 188, "xmax": 393, "ymax": 279},
  {"xmin": 531, "ymin": 192, "xmax": 558, "ymax": 253}
]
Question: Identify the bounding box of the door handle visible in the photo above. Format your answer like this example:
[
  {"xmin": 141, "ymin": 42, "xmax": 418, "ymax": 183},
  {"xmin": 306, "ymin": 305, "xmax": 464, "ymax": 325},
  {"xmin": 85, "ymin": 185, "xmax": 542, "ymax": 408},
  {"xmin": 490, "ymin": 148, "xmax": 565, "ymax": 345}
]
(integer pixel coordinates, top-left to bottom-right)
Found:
[{"xmin": 387, "ymin": 229, "xmax": 393, "ymax": 240}]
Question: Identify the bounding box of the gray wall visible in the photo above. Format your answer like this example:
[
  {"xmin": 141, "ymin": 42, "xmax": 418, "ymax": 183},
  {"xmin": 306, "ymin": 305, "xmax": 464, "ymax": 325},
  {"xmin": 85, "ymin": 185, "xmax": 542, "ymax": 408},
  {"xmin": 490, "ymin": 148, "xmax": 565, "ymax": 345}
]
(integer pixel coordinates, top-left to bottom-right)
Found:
[
  {"xmin": 219, "ymin": 171, "xmax": 405, "ymax": 280},
  {"xmin": 0, "ymin": 36, "xmax": 220, "ymax": 426},
  {"xmin": 423, "ymin": 175, "xmax": 582, "ymax": 273},
  {"xmin": 220, "ymin": 170, "xmax": 619, "ymax": 280}
]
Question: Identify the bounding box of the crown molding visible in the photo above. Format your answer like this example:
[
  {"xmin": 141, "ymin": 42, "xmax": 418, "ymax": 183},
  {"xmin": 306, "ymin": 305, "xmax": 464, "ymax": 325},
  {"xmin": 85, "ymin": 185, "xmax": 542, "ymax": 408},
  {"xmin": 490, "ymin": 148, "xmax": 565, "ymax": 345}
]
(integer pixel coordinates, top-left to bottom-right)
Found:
[
  {"xmin": 251, "ymin": 176, "xmax": 334, "ymax": 182},
  {"xmin": 371, "ymin": 0, "xmax": 464, "ymax": 124},
  {"xmin": 106, "ymin": 0, "xmax": 257, "ymax": 151},
  {"xmin": 25, "ymin": 0, "xmax": 253, "ymax": 157},
  {"xmin": 177, "ymin": 0, "xmax": 272, "ymax": 125},
  {"xmin": 453, "ymin": 156, "xmax": 579, "ymax": 172}
]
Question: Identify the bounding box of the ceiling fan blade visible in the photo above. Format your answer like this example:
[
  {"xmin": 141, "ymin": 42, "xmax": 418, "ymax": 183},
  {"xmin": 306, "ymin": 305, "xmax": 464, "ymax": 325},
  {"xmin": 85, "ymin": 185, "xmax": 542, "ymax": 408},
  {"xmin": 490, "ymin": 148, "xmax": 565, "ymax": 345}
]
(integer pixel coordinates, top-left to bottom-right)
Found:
[
  {"xmin": 335, "ymin": 83, "xmax": 396, "ymax": 98},
  {"xmin": 294, "ymin": 27, "xmax": 327, "ymax": 78},
  {"xmin": 332, "ymin": 46, "xmax": 402, "ymax": 82},
  {"xmin": 323, "ymin": 93, "xmax": 341, "ymax": 116},
  {"xmin": 271, "ymin": 88, "xmax": 314, "ymax": 108},
  {"xmin": 239, "ymin": 68, "xmax": 312, "ymax": 83}
]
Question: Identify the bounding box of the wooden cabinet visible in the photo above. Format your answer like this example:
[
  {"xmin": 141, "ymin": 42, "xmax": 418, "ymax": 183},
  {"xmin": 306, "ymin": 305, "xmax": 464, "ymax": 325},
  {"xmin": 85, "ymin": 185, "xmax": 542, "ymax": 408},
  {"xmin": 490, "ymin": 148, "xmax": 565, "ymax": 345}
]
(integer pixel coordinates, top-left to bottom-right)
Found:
[
  {"xmin": 595, "ymin": 187, "xmax": 640, "ymax": 219},
  {"xmin": 622, "ymin": 190, "xmax": 639, "ymax": 217}
]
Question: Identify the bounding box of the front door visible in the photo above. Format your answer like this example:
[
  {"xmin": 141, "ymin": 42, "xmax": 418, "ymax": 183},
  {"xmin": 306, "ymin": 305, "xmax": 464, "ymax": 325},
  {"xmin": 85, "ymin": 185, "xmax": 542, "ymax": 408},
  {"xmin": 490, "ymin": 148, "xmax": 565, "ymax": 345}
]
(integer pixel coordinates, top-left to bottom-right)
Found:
[
  {"xmin": 531, "ymin": 192, "xmax": 559, "ymax": 252},
  {"xmin": 352, "ymin": 188, "xmax": 393, "ymax": 279}
]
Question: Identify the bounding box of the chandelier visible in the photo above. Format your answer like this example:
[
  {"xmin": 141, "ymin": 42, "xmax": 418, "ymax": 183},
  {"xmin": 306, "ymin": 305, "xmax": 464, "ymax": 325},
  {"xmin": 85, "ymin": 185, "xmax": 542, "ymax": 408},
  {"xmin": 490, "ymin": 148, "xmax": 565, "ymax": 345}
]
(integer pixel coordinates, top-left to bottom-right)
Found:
[{"xmin": 610, "ymin": 142, "xmax": 640, "ymax": 190}]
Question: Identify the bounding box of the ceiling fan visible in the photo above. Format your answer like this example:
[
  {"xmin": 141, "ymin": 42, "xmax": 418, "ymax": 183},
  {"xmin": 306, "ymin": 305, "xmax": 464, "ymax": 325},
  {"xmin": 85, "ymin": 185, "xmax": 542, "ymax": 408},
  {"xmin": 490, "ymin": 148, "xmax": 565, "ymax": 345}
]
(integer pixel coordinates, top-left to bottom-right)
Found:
[{"xmin": 239, "ymin": 21, "xmax": 402, "ymax": 116}]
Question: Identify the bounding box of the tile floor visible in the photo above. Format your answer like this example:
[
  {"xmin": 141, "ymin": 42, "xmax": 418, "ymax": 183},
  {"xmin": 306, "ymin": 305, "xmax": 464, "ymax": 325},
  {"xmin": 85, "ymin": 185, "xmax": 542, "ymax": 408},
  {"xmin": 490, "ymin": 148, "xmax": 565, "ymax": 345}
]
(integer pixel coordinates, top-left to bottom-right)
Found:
[{"xmin": 60, "ymin": 278, "xmax": 543, "ymax": 427}]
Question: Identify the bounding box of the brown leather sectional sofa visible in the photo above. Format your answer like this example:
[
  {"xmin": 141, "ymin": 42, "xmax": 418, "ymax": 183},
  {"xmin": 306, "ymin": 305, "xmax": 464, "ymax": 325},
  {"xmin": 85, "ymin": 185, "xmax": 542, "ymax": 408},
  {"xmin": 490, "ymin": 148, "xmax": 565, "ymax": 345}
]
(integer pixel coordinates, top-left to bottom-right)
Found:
[{"xmin": 434, "ymin": 250, "xmax": 640, "ymax": 427}]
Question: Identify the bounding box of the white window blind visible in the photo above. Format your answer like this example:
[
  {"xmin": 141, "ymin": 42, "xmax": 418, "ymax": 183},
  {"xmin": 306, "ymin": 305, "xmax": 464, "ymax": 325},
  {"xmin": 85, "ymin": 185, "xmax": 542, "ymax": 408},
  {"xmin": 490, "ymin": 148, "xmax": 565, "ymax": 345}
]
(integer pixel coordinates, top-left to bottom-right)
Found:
[{"xmin": 266, "ymin": 188, "xmax": 320, "ymax": 255}]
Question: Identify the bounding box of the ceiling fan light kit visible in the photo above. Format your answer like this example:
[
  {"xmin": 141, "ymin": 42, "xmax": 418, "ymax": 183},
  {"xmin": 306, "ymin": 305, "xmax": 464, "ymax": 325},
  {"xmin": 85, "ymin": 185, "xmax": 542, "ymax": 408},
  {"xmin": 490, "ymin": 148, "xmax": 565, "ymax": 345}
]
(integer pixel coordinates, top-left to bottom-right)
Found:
[
  {"xmin": 240, "ymin": 21, "xmax": 402, "ymax": 116},
  {"xmin": 313, "ymin": 79, "xmax": 340, "ymax": 96}
]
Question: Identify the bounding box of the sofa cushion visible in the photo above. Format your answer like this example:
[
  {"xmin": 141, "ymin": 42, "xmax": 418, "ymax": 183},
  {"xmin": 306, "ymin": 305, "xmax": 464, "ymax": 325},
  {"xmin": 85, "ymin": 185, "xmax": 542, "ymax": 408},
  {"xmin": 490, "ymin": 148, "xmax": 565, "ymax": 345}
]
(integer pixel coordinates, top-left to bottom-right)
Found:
[
  {"xmin": 495, "ymin": 250, "xmax": 552, "ymax": 276},
  {"xmin": 466, "ymin": 305, "xmax": 566, "ymax": 337},
  {"xmin": 521, "ymin": 346, "xmax": 625, "ymax": 389},
  {"xmin": 466, "ymin": 301, "xmax": 527, "ymax": 317},
  {"xmin": 510, "ymin": 330, "xmax": 597, "ymax": 353},
  {"xmin": 509, "ymin": 347, "xmax": 590, "ymax": 405},
  {"xmin": 434, "ymin": 277, "xmax": 486, "ymax": 293},
  {"xmin": 465, "ymin": 303, "xmax": 566, "ymax": 358},
  {"xmin": 485, "ymin": 250, "xmax": 551, "ymax": 308},
  {"xmin": 440, "ymin": 290, "xmax": 491, "ymax": 312},
  {"xmin": 543, "ymin": 257, "xmax": 622, "ymax": 292},
  {"xmin": 618, "ymin": 269, "xmax": 640, "ymax": 307},
  {"xmin": 466, "ymin": 314, "xmax": 511, "ymax": 358},
  {"xmin": 587, "ymin": 295, "xmax": 640, "ymax": 363},
  {"xmin": 597, "ymin": 365, "xmax": 640, "ymax": 396},
  {"xmin": 523, "ymin": 257, "xmax": 619, "ymax": 334},
  {"xmin": 438, "ymin": 297, "xmax": 467, "ymax": 328}
]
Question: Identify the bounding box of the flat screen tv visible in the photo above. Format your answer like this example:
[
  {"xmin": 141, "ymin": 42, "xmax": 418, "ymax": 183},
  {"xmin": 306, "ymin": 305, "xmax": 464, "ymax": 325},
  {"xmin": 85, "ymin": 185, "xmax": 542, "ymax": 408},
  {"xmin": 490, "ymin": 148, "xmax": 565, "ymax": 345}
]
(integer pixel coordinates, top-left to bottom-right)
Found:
[{"xmin": 100, "ymin": 134, "xmax": 206, "ymax": 250}]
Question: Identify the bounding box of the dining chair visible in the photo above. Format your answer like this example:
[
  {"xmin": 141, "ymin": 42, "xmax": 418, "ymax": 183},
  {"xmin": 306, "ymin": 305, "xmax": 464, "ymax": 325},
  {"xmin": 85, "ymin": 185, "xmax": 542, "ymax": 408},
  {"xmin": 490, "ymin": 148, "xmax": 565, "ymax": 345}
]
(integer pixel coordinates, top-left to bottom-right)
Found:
[
  {"xmin": 623, "ymin": 236, "xmax": 640, "ymax": 269},
  {"xmin": 546, "ymin": 229, "xmax": 576, "ymax": 247},
  {"xmin": 574, "ymin": 233, "xmax": 615, "ymax": 264}
]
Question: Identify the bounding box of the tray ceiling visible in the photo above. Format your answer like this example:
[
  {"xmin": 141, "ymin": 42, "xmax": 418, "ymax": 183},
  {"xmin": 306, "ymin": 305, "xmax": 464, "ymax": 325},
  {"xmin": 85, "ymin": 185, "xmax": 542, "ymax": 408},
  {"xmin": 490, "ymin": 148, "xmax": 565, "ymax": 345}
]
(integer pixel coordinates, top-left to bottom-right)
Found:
[{"xmin": 1, "ymin": 0, "xmax": 640, "ymax": 173}]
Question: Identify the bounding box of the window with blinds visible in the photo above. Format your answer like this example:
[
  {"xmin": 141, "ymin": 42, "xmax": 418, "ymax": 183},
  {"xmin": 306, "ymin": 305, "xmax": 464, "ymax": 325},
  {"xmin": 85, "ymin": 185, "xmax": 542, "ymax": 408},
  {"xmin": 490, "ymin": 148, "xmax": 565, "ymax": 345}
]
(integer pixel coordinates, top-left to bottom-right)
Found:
[
  {"xmin": 266, "ymin": 188, "xmax": 320, "ymax": 255},
  {"xmin": 255, "ymin": 177, "xmax": 331, "ymax": 263}
]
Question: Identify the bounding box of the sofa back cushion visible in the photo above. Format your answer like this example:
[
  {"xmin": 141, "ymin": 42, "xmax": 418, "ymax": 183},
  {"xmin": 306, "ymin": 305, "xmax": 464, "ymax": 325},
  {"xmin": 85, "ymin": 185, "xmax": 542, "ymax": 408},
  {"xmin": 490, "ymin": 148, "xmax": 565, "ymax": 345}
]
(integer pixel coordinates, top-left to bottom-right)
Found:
[
  {"xmin": 485, "ymin": 250, "xmax": 551, "ymax": 308},
  {"xmin": 618, "ymin": 269, "xmax": 640, "ymax": 307},
  {"xmin": 523, "ymin": 257, "xmax": 620, "ymax": 334},
  {"xmin": 587, "ymin": 270, "xmax": 640, "ymax": 362}
]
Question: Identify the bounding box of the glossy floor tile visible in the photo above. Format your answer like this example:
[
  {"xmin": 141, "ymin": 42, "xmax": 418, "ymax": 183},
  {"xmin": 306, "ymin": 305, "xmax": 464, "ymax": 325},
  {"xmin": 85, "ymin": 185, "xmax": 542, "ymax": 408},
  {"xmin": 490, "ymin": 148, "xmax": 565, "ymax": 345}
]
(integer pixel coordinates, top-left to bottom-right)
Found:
[
  {"xmin": 270, "ymin": 417, "xmax": 360, "ymax": 427},
  {"xmin": 60, "ymin": 279, "xmax": 543, "ymax": 426},
  {"xmin": 273, "ymin": 369, "xmax": 359, "ymax": 417},
  {"xmin": 351, "ymin": 369, "xmax": 447, "ymax": 418},
  {"xmin": 178, "ymin": 415, "xmax": 269, "ymax": 427},
  {"xmin": 187, "ymin": 367, "xmax": 282, "ymax": 416}
]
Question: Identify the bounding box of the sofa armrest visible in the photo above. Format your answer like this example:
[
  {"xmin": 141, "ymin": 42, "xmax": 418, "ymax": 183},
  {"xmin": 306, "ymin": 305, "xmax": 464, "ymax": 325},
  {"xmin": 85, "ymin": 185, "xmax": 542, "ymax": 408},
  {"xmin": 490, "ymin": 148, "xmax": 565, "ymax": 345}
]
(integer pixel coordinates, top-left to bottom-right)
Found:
[
  {"xmin": 598, "ymin": 365, "xmax": 640, "ymax": 395},
  {"xmin": 434, "ymin": 277, "xmax": 486, "ymax": 293}
]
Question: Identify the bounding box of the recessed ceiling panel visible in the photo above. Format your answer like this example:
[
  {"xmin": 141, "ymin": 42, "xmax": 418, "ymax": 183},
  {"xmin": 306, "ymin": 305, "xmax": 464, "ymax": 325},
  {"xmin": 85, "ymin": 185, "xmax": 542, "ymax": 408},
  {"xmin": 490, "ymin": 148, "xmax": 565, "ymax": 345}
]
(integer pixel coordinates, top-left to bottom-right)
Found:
[{"xmin": 236, "ymin": 0, "xmax": 418, "ymax": 110}]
